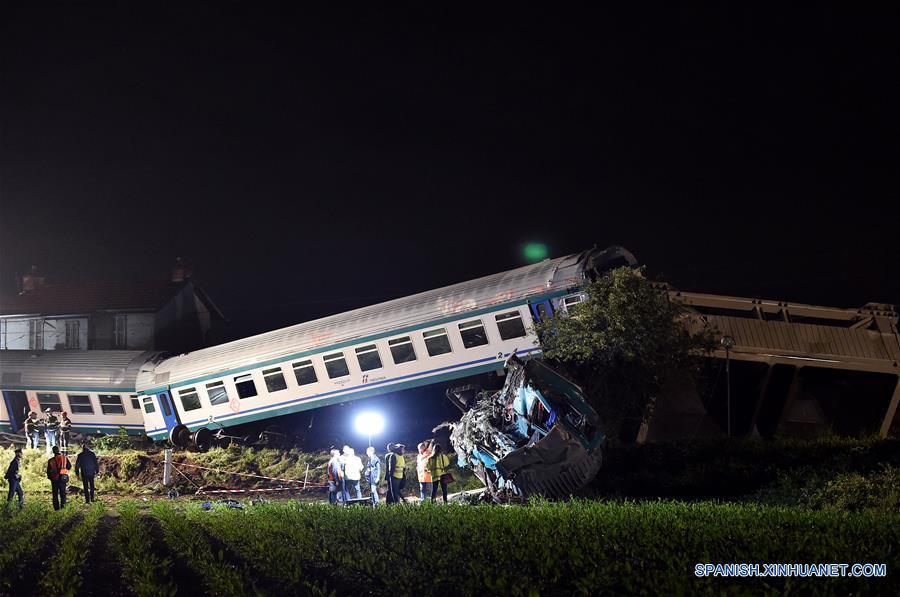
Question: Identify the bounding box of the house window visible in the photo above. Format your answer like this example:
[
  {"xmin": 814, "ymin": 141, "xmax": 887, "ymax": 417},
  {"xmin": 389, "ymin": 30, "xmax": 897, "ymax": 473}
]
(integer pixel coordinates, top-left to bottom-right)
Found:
[
  {"xmin": 68, "ymin": 394, "xmax": 94, "ymax": 414},
  {"xmin": 423, "ymin": 328, "xmax": 452, "ymax": 357},
  {"xmin": 37, "ymin": 392, "xmax": 61, "ymax": 412},
  {"xmin": 234, "ymin": 374, "xmax": 258, "ymax": 399},
  {"xmin": 130, "ymin": 395, "xmax": 140, "ymax": 410},
  {"xmin": 355, "ymin": 344, "xmax": 383, "ymax": 372},
  {"xmin": 323, "ymin": 352, "xmax": 350, "ymax": 379},
  {"xmin": 206, "ymin": 381, "xmax": 229, "ymax": 405},
  {"xmin": 292, "ymin": 360, "xmax": 318, "ymax": 386},
  {"xmin": 64, "ymin": 320, "xmax": 81, "ymax": 349},
  {"xmin": 458, "ymin": 320, "xmax": 489, "ymax": 349},
  {"xmin": 113, "ymin": 314, "xmax": 127, "ymax": 348},
  {"xmin": 495, "ymin": 311, "xmax": 527, "ymax": 340},
  {"xmin": 178, "ymin": 388, "xmax": 202, "ymax": 411},
  {"xmin": 563, "ymin": 295, "xmax": 585, "ymax": 313},
  {"xmin": 142, "ymin": 396, "xmax": 156, "ymax": 414},
  {"xmin": 29, "ymin": 319, "xmax": 43, "ymax": 350},
  {"xmin": 388, "ymin": 336, "xmax": 417, "ymax": 364},
  {"xmin": 263, "ymin": 368, "xmax": 288, "ymax": 392},
  {"xmin": 99, "ymin": 394, "xmax": 126, "ymax": 415}
]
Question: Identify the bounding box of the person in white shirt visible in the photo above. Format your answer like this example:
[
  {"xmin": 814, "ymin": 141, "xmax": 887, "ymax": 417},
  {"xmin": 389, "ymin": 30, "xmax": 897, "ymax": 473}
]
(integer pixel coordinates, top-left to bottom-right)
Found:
[{"xmin": 341, "ymin": 445, "xmax": 363, "ymax": 502}]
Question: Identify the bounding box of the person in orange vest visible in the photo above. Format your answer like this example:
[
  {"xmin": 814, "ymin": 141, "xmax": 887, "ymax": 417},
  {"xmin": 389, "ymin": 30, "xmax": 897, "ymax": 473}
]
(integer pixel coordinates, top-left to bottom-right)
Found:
[
  {"xmin": 416, "ymin": 439, "xmax": 435, "ymax": 502},
  {"xmin": 46, "ymin": 445, "xmax": 72, "ymax": 510}
]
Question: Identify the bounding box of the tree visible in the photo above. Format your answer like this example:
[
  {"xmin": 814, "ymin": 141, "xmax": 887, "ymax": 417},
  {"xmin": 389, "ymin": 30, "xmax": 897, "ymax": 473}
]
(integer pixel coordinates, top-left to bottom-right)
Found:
[{"xmin": 535, "ymin": 267, "xmax": 715, "ymax": 442}]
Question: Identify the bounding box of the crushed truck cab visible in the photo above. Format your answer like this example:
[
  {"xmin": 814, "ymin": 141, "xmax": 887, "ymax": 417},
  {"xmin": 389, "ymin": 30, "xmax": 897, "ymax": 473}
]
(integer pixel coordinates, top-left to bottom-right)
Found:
[{"xmin": 446, "ymin": 355, "xmax": 604, "ymax": 499}]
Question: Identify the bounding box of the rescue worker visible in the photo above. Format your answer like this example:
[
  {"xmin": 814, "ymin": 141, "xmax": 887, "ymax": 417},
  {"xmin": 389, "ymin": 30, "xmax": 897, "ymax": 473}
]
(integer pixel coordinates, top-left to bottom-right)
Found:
[
  {"xmin": 416, "ymin": 440, "xmax": 435, "ymax": 502},
  {"xmin": 364, "ymin": 446, "xmax": 381, "ymax": 505},
  {"xmin": 341, "ymin": 446, "xmax": 363, "ymax": 502},
  {"xmin": 429, "ymin": 443, "xmax": 452, "ymax": 503},
  {"xmin": 46, "ymin": 445, "xmax": 71, "ymax": 510},
  {"xmin": 24, "ymin": 411, "xmax": 41, "ymax": 450},
  {"xmin": 58, "ymin": 411, "xmax": 72, "ymax": 453},
  {"xmin": 384, "ymin": 443, "xmax": 406, "ymax": 503},
  {"xmin": 5, "ymin": 448, "xmax": 24, "ymax": 508},
  {"xmin": 74, "ymin": 443, "xmax": 100, "ymax": 503},
  {"xmin": 44, "ymin": 408, "xmax": 59, "ymax": 455},
  {"xmin": 326, "ymin": 449, "xmax": 343, "ymax": 505}
]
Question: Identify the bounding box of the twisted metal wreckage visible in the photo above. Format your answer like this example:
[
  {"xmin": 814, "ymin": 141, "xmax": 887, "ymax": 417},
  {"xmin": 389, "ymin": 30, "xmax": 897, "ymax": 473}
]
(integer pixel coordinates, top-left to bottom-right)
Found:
[{"xmin": 439, "ymin": 355, "xmax": 604, "ymax": 500}]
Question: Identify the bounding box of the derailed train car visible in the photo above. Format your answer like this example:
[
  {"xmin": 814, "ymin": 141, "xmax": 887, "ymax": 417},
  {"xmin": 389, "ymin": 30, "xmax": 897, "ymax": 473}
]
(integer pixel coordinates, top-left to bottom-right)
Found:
[{"xmin": 445, "ymin": 355, "xmax": 604, "ymax": 499}]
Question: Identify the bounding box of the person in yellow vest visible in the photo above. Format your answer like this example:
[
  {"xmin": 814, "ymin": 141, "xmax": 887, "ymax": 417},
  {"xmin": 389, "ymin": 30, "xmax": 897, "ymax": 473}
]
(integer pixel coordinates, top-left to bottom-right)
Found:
[
  {"xmin": 416, "ymin": 439, "xmax": 435, "ymax": 502},
  {"xmin": 428, "ymin": 443, "xmax": 452, "ymax": 503},
  {"xmin": 384, "ymin": 443, "xmax": 406, "ymax": 503}
]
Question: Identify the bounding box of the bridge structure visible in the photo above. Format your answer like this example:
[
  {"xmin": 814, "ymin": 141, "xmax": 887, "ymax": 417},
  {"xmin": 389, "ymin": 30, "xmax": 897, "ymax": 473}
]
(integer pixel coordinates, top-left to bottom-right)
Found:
[{"xmin": 644, "ymin": 289, "xmax": 900, "ymax": 441}]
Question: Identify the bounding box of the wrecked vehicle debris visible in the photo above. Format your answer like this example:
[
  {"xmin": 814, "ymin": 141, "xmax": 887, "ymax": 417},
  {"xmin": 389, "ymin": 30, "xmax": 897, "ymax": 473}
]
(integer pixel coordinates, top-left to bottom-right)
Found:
[{"xmin": 440, "ymin": 355, "xmax": 604, "ymax": 499}]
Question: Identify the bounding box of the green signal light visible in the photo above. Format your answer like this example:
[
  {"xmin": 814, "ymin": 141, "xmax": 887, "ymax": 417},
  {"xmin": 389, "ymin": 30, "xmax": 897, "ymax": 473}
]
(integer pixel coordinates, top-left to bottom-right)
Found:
[{"xmin": 524, "ymin": 243, "xmax": 548, "ymax": 262}]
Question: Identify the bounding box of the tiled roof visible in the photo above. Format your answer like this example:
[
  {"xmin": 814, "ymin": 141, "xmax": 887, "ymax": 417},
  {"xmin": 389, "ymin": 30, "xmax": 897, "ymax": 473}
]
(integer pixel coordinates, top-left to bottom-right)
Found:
[{"xmin": 0, "ymin": 279, "xmax": 191, "ymax": 316}]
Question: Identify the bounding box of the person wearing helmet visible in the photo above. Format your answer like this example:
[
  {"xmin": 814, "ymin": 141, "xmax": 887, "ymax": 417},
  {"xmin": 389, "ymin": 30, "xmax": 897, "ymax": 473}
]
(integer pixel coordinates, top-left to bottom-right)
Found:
[
  {"xmin": 59, "ymin": 412, "xmax": 72, "ymax": 453},
  {"xmin": 46, "ymin": 445, "xmax": 71, "ymax": 510},
  {"xmin": 43, "ymin": 408, "xmax": 59, "ymax": 455},
  {"xmin": 24, "ymin": 411, "xmax": 41, "ymax": 450}
]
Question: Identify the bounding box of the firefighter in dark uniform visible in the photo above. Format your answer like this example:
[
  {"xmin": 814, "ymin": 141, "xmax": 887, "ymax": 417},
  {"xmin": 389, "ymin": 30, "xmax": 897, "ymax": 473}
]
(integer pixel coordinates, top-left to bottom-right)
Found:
[
  {"xmin": 44, "ymin": 409, "xmax": 60, "ymax": 455},
  {"xmin": 24, "ymin": 411, "xmax": 41, "ymax": 449},
  {"xmin": 59, "ymin": 412, "xmax": 72, "ymax": 453}
]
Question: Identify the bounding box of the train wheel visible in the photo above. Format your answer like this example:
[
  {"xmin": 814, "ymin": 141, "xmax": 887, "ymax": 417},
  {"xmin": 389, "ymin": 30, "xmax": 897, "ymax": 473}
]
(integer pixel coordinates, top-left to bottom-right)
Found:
[
  {"xmin": 192, "ymin": 428, "xmax": 213, "ymax": 452},
  {"xmin": 170, "ymin": 425, "xmax": 191, "ymax": 447}
]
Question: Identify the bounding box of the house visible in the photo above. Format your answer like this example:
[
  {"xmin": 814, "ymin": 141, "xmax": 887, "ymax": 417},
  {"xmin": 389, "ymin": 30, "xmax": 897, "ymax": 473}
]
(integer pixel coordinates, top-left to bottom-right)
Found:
[{"xmin": 0, "ymin": 262, "xmax": 225, "ymax": 352}]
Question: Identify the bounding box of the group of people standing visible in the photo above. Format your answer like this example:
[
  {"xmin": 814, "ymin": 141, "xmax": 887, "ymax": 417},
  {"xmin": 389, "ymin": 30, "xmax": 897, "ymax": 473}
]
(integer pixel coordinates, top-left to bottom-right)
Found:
[
  {"xmin": 5, "ymin": 443, "xmax": 100, "ymax": 510},
  {"xmin": 24, "ymin": 409, "xmax": 73, "ymax": 454},
  {"xmin": 328, "ymin": 439, "xmax": 454, "ymax": 505}
]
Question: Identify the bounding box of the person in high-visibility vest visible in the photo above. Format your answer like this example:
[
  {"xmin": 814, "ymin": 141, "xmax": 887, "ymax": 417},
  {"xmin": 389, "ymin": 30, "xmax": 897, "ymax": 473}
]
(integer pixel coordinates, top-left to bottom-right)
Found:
[
  {"xmin": 24, "ymin": 412, "xmax": 41, "ymax": 450},
  {"xmin": 58, "ymin": 412, "xmax": 72, "ymax": 453},
  {"xmin": 428, "ymin": 443, "xmax": 452, "ymax": 503},
  {"xmin": 384, "ymin": 443, "xmax": 406, "ymax": 503},
  {"xmin": 44, "ymin": 409, "xmax": 59, "ymax": 455},
  {"xmin": 46, "ymin": 445, "xmax": 72, "ymax": 510},
  {"xmin": 416, "ymin": 440, "xmax": 435, "ymax": 502}
]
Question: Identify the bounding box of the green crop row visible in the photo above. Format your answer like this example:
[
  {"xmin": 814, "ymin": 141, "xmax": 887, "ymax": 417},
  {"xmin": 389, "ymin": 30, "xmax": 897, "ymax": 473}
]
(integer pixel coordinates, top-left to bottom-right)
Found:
[
  {"xmin": 150, "ymin": 502, "xmax": 257, "ymax": 596},
  {"xmin": 0, "ymin": 500, "xmax": 51, "ymax": 545},
  {"xmin": 153, "ymin": 499, "xmax": 899, "ymax": 596},
  {"xmin": 112, "ymin": 502, "xmax": 178, "ymax": 597},
  {"xmin": 184, "ymin": 504, "xmax": 335, "ymax": 596},
  {"xmin": 39, "ymin": 502, "xmax": 107, "ymax": 597},
  {"xmin": 0, "ymin": 502, "xmax": 78, "ymax": 590}
]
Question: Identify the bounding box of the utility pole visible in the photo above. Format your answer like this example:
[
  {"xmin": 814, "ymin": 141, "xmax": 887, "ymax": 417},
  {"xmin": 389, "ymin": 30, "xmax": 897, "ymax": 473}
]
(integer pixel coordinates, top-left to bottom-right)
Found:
[{"xmin": 721, "ymin": 336, "xmax": 736, "ymax": 437}]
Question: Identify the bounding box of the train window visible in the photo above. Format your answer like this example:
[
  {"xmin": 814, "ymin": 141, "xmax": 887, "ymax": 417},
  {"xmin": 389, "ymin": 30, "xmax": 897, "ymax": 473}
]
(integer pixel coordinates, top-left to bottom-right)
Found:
[
  {"xmin": 263, "ymin": 368, "xmax": 288, "ymax": 392},
  {"xmin": 423, "ymin": 328, "xmax": 452, "ymax": 356},
  {"xmin": 563, "ymin": 295, "xmax": 584, "ymax": 313},
  {"xmin": 388, "ymin": 336, "xmax": 417, "ymax": 364},
  {"xmin": 292, "ymin": 360, "xmax": 318, "ymax": 386},
  {"xmin": 178, "ymin": 388, "xmax": 202, "ymax": 411},
  {"xmin": 495, "ymin": 311, "xmax": 527, "ymax": 340},
  {"xmin": 68, "ymin": 394, "xmax": 94, "ymax": 414},
  {"xmin": 355, "ymin": 345, "xmax": 383, "ymax": 372},
  {"xmin": 206, "ymin": 381, "xmax": 229, "ymax": 405},
  {"xmin": 234, "ymin": 374, "xmax": 258, "ymax": 399},
  {"xmin": 142, "ymin": 396, "xmax": 156, "ymax": 414},
  {"xmin": 323, "ymin": 352, "xmax": 350, "ymax": 379},
  {"xmin": 159, "ymin": 395, "xmax": 172, "ymax": 417},
  {"xmin": 37, "ymin": 393, "xmax": 62, "ymax": 412},
  {"xmin": 99, "ymin": 394, "xmax": 126, "ymax": 415},
  {"xmin": 130, "ymin": 395, "xmax": 141, "ymax": 410},
  {"xmin": 458, "ymin": 320, "xmax": 489, "ymax": 349}
]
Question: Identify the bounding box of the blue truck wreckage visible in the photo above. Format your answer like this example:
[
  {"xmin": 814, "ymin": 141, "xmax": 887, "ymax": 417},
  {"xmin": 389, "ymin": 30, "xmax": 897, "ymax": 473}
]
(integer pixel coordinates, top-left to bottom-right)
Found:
[{"xmin": 442, "ymin": 355, "xmax": 604, "ymax": 499}]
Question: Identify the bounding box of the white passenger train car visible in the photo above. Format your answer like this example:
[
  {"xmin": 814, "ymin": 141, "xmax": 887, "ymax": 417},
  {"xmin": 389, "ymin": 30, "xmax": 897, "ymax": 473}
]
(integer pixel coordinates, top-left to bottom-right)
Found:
[
  {"xmin": 0, "ymin": 350, "xmax": 162, "ymax": 437},
  {"xmin": 136, "ymin": 247, "xmax": 634, "ymax": 447}
]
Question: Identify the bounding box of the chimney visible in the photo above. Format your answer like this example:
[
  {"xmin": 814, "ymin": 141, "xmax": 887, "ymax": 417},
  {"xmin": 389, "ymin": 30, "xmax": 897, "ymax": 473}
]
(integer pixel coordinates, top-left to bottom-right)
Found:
[
  {"xmin": 171, "ymin": 258, "xmax": 193, "ymax": 283},
  {"xmin": 21, "ymin": 265, "xmax": 45, "ymax": 293}
]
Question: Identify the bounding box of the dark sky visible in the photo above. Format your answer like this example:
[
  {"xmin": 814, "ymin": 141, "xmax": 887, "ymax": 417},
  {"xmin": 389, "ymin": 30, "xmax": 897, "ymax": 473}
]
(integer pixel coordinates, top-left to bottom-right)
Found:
[{"xmin": 2, "ymin": 4, "xmax": 898, "ymax": 340}]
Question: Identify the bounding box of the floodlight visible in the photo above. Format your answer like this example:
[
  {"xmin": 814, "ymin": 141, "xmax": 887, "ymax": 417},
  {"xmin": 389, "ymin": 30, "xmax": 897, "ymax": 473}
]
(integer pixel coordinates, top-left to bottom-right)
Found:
[{"xmin": 354, "ymin": 412, "xmax": 385, "ymax": 446}]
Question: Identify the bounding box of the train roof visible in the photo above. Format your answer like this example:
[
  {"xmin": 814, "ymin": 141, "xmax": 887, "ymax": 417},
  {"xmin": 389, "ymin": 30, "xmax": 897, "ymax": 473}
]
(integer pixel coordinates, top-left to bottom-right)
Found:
[
  {"xmin": 137, "ymin": 246, "xmax": 635, "ymax": 392},
  {"xmin": 0, "ymin": 350, "xmax": 163, "ymax": 392}
]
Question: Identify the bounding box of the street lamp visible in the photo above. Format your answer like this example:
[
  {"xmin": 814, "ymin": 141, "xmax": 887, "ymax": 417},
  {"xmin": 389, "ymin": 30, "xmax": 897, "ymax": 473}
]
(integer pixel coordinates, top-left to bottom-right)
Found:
[
  {"xmin": 720, "ymin": 335, "xmax": 736, "ymax": 438},
  {"xmin": 354, "ymin": 412, "xmax": 385, "ymax": 447}
]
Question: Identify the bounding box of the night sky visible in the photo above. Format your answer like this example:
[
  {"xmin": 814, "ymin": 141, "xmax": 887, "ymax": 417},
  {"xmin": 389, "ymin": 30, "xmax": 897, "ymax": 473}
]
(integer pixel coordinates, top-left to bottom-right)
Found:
[{"xmin": 2, "ymin": 4, "xmax": 898, "ymax": 343}]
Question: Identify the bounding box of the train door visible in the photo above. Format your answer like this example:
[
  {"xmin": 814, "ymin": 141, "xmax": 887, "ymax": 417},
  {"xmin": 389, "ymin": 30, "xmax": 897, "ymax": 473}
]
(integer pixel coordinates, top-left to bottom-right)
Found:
[
  {"xmin": 2, "ymin": 391, "xmax": 28, "ymax": 432},
  {"xmin": 156, "ymin": 391, "xmax": 180, "ymax": 435},
  {"xmin": 529, "ymin": 300, "xmax": 554, "ymax": 323}
]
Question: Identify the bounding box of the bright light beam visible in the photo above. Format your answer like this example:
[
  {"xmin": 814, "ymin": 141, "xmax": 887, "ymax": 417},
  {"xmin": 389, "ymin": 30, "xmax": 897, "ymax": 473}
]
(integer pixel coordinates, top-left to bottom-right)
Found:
[{"xmin": 354, "ymin": 412, "xmax": 385, "ymax": 447}]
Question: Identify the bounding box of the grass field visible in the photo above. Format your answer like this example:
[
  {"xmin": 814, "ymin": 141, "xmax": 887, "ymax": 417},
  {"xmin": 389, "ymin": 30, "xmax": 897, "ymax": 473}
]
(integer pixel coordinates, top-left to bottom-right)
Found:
[{"xmin": 0, "ymin": 498, "xmax": 896, "ymax": 596}]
